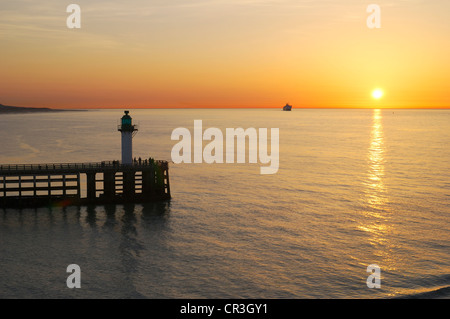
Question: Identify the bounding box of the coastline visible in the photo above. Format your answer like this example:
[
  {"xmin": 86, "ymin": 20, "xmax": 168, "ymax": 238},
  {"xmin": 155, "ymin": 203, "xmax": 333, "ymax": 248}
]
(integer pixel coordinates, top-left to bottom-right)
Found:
[{"xmin": 0, "ymin": 104, "xmax": 87, "ymax": 114}]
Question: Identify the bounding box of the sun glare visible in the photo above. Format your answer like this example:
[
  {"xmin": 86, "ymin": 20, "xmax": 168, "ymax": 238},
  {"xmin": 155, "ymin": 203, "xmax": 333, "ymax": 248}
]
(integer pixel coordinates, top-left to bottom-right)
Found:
[{"xmin": 372, "ymin": 89, "xmax": 384, "ymax": 100}]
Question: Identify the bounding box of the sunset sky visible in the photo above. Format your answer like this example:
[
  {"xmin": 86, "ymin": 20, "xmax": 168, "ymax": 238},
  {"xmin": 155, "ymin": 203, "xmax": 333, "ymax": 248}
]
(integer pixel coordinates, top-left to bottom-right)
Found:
[{"xmin": 1, "ymin": 0, "xmax": 449, "ymax": 109}]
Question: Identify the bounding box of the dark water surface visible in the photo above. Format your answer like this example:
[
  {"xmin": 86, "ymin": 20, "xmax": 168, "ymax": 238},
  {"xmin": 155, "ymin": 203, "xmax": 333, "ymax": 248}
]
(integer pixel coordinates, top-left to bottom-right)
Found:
[{"xmin": 0, "ymin": 109, "xmax": 449, "ymax": 298}]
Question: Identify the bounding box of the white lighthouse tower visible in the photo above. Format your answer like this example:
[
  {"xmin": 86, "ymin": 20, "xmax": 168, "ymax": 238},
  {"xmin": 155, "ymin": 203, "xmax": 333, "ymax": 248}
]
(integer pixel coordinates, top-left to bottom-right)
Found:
[{"xmin": 118, "ymin": 110, "xmax": 138, "ymax": 165}]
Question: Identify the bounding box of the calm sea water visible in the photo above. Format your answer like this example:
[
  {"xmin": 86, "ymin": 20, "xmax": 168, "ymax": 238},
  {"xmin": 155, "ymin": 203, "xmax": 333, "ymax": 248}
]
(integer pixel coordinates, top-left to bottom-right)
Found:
[{"xmin": 0, "ymin": 108, "xmax": 449, "ymax": 299}]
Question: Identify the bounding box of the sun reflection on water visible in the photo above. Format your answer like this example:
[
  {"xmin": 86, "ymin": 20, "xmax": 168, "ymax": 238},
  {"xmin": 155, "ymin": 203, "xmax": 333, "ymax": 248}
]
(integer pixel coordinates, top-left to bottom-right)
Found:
[
  {"xmin": 367, "ymin": 109, "xmax": 386, "ymax": 208},
  {"xmin": 359, "ymin": 109, "xmax": 397, "ymax": 273}
]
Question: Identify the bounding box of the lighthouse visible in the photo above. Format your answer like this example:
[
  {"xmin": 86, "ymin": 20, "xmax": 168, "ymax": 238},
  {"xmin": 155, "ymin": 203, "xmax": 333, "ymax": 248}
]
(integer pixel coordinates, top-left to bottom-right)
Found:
[{"xmin": 118, "ymin": 110, "xmax": 138, "ymax": 165}]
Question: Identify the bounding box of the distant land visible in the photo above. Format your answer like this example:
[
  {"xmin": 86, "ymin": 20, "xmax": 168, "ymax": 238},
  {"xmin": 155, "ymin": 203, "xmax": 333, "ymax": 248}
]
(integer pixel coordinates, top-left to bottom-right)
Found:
[{"xmin": 0, "ymin": 104, "xmax": 86, "ymax": 114}]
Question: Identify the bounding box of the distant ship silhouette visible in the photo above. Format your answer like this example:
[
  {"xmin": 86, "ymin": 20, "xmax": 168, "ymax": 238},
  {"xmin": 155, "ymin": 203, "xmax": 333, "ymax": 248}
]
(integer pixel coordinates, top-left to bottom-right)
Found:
[{"xmin": 283, "ymin": 103, "xmax": 292, "ymax": 111}]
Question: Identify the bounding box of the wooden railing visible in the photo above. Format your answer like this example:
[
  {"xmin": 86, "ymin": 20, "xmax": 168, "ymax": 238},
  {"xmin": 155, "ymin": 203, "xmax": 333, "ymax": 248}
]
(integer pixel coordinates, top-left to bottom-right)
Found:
[{"xmin": 0, "ymin": 160, "xmax": 168, "ymax": 172}]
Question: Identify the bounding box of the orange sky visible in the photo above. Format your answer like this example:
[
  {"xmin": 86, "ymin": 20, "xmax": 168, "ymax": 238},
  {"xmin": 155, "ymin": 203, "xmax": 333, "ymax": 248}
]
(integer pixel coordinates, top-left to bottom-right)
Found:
[{"xmin": 1, "ymin": 1, "xmax": 449, "ymax": 109}]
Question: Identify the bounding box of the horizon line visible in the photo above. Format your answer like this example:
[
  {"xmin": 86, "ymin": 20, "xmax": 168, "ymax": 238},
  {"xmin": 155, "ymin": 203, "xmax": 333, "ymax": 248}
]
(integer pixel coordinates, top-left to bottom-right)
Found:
[
  {"xmin": 51, "ymin": 106, "xmax": 450, "ymax": 110},
  {"xmin": 2, "ymin": 104, "xmax": 450, "ymax": 110}
]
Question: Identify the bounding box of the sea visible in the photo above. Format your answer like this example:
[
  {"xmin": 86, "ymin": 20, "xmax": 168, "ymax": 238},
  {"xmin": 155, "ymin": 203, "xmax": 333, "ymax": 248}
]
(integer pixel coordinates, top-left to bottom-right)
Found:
[{"xmin": 0, "ymin": 108, "xmax": 449, "ymax": 299}]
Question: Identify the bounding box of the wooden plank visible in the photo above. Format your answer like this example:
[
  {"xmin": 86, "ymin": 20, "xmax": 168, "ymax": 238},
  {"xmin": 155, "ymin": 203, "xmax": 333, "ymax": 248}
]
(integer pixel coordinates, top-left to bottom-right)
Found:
[
  {"xmin": 3, "ymin": 186, "xmax": 79, "ymax": 192},
  {"xmin": 2, "ymin": 178, "xmax": 79, "ymax": 184}
]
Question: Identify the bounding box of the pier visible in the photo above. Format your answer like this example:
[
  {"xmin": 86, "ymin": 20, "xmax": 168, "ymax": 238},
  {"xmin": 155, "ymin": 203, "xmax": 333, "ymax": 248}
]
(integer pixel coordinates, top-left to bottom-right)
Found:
[
  {"xmin": 0, "ymin": 160, "xmax": 170, "ymax": 208},
  {"xmin": 0, "ymin": 110, "xmax": 171, "ymax": 208}
]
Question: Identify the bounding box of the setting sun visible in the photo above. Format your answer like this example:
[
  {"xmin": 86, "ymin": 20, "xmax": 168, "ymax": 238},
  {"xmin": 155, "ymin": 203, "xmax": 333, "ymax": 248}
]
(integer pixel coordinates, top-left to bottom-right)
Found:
[{"xmin": 372, "ymin": 89, "xmax": 384, "ymax": 100}]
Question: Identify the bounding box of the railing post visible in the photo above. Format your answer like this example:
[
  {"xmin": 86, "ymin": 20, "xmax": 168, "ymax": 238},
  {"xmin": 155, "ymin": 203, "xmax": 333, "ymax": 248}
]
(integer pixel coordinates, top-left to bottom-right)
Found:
[
  {"xmin": 48, "ymin": 175, "xmax": 51, "ymax": 197},
  {"xmin": 33, "ymin": 175, "xmax": 37, "ymax": 197},
  {"xmin": 165, "ymin": 165, "xmax": 171, "ymax": 198},
  {"xmin": 77, "ymin": 173, "xmax": 81, "ymax": 199},
  {"xmin": 63, "ymin": 174, "xmax": 66, "ymax": 196},
  {"xmin": 1, "ymin": 176, "xmax": 5, "ymax": 198},
  {"xmin": 18, "ymin": 175, "xmax": 22, "ymax": 198}
]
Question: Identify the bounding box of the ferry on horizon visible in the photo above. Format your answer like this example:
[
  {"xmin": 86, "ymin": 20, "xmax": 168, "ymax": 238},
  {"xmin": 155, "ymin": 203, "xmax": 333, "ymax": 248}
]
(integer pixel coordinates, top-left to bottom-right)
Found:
[{"xmin": 283, "ymin": 103, "xmax": 292, "ymax": 111}]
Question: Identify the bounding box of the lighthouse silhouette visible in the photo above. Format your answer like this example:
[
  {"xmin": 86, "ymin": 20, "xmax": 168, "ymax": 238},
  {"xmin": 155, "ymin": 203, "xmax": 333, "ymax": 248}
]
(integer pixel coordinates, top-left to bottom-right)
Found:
[{"xmin": 118, "ymin": 110, "xmax": 138, "ymax": 165}]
